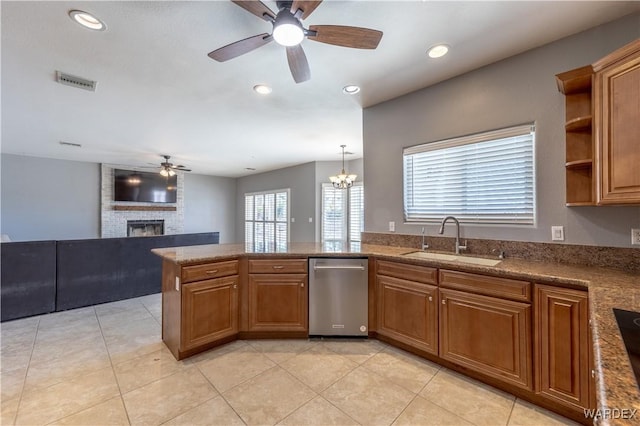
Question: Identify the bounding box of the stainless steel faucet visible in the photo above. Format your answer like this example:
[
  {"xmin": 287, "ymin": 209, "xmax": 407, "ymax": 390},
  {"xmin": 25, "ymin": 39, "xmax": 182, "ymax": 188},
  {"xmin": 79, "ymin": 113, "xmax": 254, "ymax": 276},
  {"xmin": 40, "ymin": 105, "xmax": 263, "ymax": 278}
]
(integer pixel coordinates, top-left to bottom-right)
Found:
[
  {"xmin": 438, "ymin": 216, "xmax": 467, "ymax": 254},
  {"xmin": 421, "ymin": 227, "xmax": 429, "ymax": 250}
]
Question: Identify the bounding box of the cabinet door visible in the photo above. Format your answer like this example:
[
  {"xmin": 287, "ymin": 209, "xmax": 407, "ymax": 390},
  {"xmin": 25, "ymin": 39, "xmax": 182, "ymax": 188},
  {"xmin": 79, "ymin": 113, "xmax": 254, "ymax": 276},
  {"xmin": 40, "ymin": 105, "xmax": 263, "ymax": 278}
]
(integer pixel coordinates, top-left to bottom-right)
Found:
[
  {"xmin": 377, "ymin": 275, "xmax": 438, "ymax": 355},
  {"xmin": 439, "ymin": 288, "xmax": 532, "ymax": 389},
  {"xmin": 595, "ymin": 42, "xmax": 640, "ymax": 204},
  {"xmin": 248, "ymin": 274, "xmax": 307, "ymax": 332},
  {"xmin": 181, "ymin": 276, "xmax": 238, "ymax": 351},
  {"xmin": 535, "ymin": 285, "xmax": 591, "ymax": 411}
]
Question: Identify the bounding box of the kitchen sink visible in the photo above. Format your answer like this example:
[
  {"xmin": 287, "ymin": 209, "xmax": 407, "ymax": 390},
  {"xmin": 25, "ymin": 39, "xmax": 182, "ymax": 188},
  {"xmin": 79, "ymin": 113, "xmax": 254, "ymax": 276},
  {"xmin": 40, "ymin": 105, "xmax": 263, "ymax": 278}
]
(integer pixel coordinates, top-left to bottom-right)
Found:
[{"xmin": 402, "ymin": 251, "xmax": 503, "ymax": 266}]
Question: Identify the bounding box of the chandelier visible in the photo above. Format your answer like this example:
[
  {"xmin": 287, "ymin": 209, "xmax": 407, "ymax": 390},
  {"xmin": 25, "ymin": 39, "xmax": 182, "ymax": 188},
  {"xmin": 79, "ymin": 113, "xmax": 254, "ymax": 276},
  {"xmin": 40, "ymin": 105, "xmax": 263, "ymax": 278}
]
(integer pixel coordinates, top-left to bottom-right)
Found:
[{"xmin": 329, "ymin": 145, "xmax": 357, "ymax": 189}]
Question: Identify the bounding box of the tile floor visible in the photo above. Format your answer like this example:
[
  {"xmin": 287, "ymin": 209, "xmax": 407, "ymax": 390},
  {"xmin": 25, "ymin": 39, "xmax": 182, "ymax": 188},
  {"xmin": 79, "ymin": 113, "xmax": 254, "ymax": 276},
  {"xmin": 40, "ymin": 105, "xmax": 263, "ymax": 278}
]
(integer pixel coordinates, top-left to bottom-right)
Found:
[{"xmin": 1, "ymin": 294, "xmax": 579, "ymax": 426}]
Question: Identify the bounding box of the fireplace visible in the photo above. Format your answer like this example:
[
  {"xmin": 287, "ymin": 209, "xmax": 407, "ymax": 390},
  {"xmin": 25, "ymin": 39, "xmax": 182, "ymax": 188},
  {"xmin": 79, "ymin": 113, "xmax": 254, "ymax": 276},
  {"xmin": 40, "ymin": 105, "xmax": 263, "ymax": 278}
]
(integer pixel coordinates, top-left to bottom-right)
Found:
[{"xmin": 127, "ymin": 220, "xmax": 164, "ymax": 237}]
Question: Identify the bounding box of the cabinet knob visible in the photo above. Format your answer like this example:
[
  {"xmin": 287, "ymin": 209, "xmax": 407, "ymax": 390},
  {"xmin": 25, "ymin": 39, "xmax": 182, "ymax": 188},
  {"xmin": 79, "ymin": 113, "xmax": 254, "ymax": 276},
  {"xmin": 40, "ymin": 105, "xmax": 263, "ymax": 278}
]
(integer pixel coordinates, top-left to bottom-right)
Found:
[
  {"xmin": 442, "ymin": 299, "xmax": 446, "ymax": 305},
  {"xmin": 591, "ymin": 369, "xmax": 595, "ymax": 378},
  {"xmin": 300, "ymin": 283, "xmax": 304, "ymax": 288},
  {"xmin": 233, "ymin": 285, "xmax": 237, "ymax": 289},
  {"xmin": 428, "ymin": 296, "xmax": 433, "ymax": 302},
  {"xmin": 205, "ymin": 270, "xmax": 218, "ymax": 274}
]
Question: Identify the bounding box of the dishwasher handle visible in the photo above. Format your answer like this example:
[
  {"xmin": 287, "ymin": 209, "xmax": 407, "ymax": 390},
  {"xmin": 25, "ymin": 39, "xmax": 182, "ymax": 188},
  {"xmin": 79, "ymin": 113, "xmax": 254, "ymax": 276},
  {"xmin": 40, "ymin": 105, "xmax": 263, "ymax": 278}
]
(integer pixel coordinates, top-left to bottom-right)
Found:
[{"xmin": 313, "ymin": 265, "xmax": 366, "ymax": 271}]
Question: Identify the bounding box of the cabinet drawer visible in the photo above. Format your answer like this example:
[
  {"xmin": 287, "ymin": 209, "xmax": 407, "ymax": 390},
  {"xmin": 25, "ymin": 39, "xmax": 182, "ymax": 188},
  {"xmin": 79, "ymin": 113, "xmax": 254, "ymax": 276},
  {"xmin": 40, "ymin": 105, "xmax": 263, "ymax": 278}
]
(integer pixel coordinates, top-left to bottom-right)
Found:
[
  {"xmin": 248, "ymin": 258, "xmax": 307, "ymax": 274},
  {"xmin": 182, "ymin": 260, "xmax": 239, "ymax": 283},
  {"xmin": 376, "ymin": 260, "xmax": 438, "ymax": 285},
  {"xmin": 439, "ymin": 270, "xmax": 531, "ymax": 302}
]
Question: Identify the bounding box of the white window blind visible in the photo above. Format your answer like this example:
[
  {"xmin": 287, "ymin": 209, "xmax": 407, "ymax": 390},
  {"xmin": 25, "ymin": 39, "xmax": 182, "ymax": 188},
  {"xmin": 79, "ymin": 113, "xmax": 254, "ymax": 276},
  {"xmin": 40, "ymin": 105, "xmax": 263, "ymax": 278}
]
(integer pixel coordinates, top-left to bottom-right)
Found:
[
  {"xmin": 245, "ymin": 189, "xmax": 289, "ymax": 252},
  {"xmin": 322, "ymin": 183, "xmax": 364, "ymax": 247},
  {"xmin": 403, "ymin": 124, "xmax": 535, "ymax": 225}
]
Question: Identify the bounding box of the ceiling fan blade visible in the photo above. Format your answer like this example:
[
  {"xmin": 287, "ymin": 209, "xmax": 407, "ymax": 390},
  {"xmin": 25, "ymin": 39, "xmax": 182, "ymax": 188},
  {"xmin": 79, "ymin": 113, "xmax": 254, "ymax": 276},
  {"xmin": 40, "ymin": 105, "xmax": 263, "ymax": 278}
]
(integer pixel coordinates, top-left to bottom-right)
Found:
[
  {"xmin": 208, "ymin": 33, "xmax": 272, "ymax": 62},
  {"xmin": 172, "ymin": 167, "xmax": 192, "ymax": 172},
  {"xmin": 308, "ymin": 25, "xmax": 383, "ymax": 49},
  {"xmin": 290, "ymin": 0, "xmax": 322, "ymax": 20},
  {"xmin": 231, "ymin": 0, "xmax": 275, "ymax": 21},
  {"xmin": 286, "ymin": 45, "xmax": 310, "ymax": 84}
]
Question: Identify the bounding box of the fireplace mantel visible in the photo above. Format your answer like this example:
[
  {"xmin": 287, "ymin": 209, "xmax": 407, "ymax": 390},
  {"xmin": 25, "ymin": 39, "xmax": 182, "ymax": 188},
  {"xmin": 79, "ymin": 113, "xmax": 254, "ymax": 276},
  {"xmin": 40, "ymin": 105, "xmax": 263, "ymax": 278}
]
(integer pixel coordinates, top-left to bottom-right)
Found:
[{"xmin": 113, "ymin": 205, "xmax": 177, "ymax": 212}]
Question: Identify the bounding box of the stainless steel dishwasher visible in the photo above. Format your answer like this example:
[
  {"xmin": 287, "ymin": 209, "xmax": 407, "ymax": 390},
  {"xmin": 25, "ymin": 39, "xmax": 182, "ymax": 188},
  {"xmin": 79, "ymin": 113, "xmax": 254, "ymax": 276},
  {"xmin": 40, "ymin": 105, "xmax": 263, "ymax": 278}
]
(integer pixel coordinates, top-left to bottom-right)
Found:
[{"xmin": 308, "ymin": 257, "xmax": 368, "ymax": 336}]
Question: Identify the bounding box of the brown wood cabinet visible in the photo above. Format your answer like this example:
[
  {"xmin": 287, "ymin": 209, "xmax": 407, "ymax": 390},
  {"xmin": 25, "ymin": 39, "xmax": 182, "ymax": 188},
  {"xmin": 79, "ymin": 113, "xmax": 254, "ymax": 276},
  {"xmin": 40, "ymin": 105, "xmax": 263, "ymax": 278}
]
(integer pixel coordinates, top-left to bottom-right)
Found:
[
  {"xmin": 594, "ymin": 39, "xmax": 640, "ymax": 204},
  {"xmin": 556, "ymin": 65, "xmax": 595, "ymax": 206},
  {"xmin": 557, "ymin": 39, "xmax": 640, "ymax": 206},
  {"xmin": 535, "ymin": 284, "xmax": 592, "ymax": 412},
  {"xmin": 439, "ymin": 271, "xmax": 532, "ymax": 390},
  {"xmin": 248, "ymin": 258, "xmax": 308, "ymax": 332},
  {"xmin": 377, "ymin": 274, "xmax": 438, "ymax": 355},
  {"xmin": 181, "ymin": 276, "xmax": 238, "ymax": 351}
]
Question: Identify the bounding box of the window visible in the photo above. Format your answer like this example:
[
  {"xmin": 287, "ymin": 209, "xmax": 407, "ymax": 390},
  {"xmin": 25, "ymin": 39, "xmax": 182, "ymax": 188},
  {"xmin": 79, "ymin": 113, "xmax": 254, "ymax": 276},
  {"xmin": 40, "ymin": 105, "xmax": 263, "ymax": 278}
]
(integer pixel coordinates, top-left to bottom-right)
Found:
[
  {"xmin": 322, "ymin": 183, "xmax": 364, "ymax": 249},
  {"xmin": 245, "ymin": 189, "xmax": 289, "ymax": 252},
  {"xmin": 403, "ymin": 124, "xmax": 535, "ymax": 225}
]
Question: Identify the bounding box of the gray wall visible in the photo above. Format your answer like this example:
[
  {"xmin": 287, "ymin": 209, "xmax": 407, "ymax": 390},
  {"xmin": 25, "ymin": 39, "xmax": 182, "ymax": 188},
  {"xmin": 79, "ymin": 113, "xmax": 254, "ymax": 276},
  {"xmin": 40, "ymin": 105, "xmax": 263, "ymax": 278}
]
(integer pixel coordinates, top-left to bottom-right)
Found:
[
  {"xmin": 363, "ymin": 13, "xmax": 640, "ymax": 248},
  {"xmin": 1, "ymin": 153, "xmax": 237, "ymax": 242},
  {"xmin": 183, "ymin": 173, "xmax": 237, "ymax": 243},
  {"xmin": 1, "ymin": 154, "xmax": 100, "ymax": 241},
  {"xmin": 236, "ymin": 162, "xmax": 317, "ymax": 243}
]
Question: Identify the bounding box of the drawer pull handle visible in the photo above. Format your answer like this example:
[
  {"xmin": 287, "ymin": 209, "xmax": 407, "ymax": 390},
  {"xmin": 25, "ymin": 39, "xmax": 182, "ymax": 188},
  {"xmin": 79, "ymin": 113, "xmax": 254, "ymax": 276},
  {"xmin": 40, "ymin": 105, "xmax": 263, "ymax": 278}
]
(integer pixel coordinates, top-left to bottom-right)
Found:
[
  {"xmin": 442, "ymin": 299, "xmax": 446, "ymax": 305},
  {"xmin": 428, "ymin": 296, "xmax": 433, "ymax": 302},
  {"xmin": 205, "ymin": 270, "xmax": 219, "ymax": 274},
  {"xmin": 272, "ymin": 266, "xmax": 285, "ymax": 270}
]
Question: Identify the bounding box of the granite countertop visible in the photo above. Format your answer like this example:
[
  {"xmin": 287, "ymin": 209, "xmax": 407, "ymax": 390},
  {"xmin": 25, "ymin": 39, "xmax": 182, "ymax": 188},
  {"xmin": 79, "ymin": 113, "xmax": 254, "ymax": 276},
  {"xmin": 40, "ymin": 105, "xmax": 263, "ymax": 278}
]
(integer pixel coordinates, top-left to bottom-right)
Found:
[{"xmin": 152, "ymin": 242, "xmax": 640, "ymax": 423}]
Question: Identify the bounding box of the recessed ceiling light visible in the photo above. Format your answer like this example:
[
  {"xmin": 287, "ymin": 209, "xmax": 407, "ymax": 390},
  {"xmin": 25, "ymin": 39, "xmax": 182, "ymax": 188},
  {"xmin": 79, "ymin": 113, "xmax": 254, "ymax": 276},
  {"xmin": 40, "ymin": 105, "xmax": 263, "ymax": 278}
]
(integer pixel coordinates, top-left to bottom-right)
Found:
[
  {"xmin": 253, "ymin": 85, "xmax": 272, "ymax": 95},
  {"xmin": 342, "ymin": 85, "xmax": 360, "ymax": 95},
  {"xmin": 69, "ymin": 10, "xmax": 106, "ymax": 31},
  {"xmin": 428, "ymin": 44, "xmax": 449, "ymax": 58}
]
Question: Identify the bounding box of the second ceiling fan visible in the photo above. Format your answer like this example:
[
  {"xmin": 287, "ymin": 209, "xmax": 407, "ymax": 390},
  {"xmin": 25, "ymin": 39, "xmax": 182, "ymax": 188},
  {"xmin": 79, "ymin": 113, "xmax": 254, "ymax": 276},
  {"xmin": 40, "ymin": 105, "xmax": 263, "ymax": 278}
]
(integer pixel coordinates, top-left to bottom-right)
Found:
[{"xmin": 208, "ymin": 0, "xmax": 383, "ymax": 83}]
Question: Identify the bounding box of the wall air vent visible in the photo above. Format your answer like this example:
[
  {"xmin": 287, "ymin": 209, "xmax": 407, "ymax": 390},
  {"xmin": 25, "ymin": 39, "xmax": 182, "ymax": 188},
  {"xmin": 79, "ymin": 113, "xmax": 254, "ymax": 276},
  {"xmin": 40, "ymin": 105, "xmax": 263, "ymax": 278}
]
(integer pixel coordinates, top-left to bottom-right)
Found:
[{"xmin": 55, "ymin": 71, "xmax": 97, "ymax": 92}]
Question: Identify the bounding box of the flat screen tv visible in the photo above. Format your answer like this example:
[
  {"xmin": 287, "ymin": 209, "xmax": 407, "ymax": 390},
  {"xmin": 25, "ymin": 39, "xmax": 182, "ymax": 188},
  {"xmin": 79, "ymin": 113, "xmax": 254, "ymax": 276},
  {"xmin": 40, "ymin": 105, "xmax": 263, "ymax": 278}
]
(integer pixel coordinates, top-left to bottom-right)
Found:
[{"xmin": 113, "ymin": 169, "xmax": 177, "ymax": 203}]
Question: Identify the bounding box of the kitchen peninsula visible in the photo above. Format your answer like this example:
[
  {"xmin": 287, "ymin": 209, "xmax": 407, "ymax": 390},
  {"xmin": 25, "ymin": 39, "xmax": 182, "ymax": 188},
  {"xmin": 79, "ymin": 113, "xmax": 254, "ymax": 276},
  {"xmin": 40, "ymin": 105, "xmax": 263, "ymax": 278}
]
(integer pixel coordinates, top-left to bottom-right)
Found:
[{"xmin": 152, "ymin": 242, "xmax": 640, "ymax": 425}]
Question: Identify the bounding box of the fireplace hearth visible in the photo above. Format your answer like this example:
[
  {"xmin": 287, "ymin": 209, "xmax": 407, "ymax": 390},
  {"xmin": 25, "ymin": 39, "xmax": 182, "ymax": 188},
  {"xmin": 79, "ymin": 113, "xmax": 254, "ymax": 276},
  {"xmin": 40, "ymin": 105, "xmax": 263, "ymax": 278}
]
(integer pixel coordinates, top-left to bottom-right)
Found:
[{"xmin": 127, "ymin": 220, "xmax": 164, "ymax": 237}]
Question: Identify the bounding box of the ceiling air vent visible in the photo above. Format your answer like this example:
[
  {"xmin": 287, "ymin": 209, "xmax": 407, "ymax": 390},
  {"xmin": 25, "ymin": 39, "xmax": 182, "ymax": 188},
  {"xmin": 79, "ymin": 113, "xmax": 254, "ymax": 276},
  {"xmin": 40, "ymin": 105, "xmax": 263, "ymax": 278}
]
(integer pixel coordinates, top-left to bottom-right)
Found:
[{"xmin": 55, "ymin": 71, "xmax": 97, "ymax": 92}]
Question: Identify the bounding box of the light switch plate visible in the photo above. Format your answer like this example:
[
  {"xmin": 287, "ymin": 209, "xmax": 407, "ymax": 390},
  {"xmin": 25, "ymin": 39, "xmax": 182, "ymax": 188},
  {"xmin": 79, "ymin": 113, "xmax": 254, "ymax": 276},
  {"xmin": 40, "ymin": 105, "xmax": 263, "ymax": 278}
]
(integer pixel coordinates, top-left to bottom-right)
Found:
[
  {"xmin": 551, "ymin": 226, "xmax": 565, "ymax": 241},
  {"xmin": 632, "ymin": 229, "xmax": 640, "ymax": 245}
]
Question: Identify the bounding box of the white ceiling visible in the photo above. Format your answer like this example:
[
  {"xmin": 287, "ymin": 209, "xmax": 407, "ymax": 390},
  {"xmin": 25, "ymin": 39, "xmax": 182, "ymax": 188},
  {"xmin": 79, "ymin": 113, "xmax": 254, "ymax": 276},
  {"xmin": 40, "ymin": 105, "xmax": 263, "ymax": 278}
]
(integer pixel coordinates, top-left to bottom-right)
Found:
[{"xmin": 2, "ymin": 1, "xmax": 639, "ymax": 177}]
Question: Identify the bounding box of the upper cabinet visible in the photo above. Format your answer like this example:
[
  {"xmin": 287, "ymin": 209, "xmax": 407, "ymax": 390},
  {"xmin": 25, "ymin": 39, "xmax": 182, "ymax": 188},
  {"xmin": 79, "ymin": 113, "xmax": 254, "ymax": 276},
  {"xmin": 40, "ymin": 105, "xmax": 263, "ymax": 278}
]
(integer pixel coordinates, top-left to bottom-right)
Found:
[
  {"xmin": 557, "ymin": 39, "xmax": 640, "ymax": 206},
  {"xmin": 593, "ymin": 39, "xmax": 640, "ymax": 204}
]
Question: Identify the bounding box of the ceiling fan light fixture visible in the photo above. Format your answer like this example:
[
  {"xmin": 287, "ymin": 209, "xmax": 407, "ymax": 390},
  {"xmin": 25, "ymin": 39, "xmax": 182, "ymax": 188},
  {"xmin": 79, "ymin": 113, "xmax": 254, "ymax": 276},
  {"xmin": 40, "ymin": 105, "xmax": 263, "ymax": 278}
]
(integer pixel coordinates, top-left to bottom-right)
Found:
[
  {"xmin": 253, "ymin": 84, "xmax": 272, "ymax": 95},
  {"xmin": 160, "ymin": 168, "xmax": 169, "ymax": 177},
  {"xmin": 428, "ymin": 44, "xmax": 449, "ymax": 58},
  {"xmin": 342, "ymin": 85, "xmax": 361, "ymax": 95},
  {"xmin": 68, "ymin": 10, "xmax": 106, "ymax": 31},
  {"xmin": 272, "ymin": 12, "xmax": 304, "ymax": 46}
]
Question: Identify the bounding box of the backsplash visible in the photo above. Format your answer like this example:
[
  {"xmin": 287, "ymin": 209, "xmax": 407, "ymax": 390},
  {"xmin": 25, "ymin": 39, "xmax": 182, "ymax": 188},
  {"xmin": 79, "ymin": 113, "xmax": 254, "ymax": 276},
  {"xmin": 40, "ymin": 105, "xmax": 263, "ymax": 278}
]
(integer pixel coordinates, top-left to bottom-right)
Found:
[{"xmin": 361, "ymin": 232, "xmax": 640, "ymax": 273}]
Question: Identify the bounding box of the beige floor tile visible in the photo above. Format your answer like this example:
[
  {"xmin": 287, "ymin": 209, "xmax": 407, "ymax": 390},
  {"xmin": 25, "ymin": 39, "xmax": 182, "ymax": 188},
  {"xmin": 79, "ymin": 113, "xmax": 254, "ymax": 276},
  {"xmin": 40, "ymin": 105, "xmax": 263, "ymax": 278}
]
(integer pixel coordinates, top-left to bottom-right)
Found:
[
  {"xmin": 183, "ymin": 340, "xmax": 249, "ymax": 365},
  {"xmin": 114, "ymin": 347, "xmax": 190, "ymax": 393},
  {"xmin": 508, "ymin": 399, "xmax": 580, "ymax": 425},
  {"xmin": 97, "ymin": 306, "xmax": 155, "ymax": 329},
  {"xmin": 247, "ymin": 339, "xmax": 315, "ymax": 364},
  {"xmin": 362, "ymin": 349, "xmax": 440, "ymax": 393},
  {"xmin": 0, "ymin": 316, "xmax": 40, "ymax": 334},
  {"xmin": 15, "ymin": 366, "xmax": 120, "ymax": 425},
  {"xmin": 163, "ymin": 396, "xmax": 244, "ymax": 426},
  {"xmin": 36, "ymin": 307, "xmax": 97, "ymax": 330},
  {"xmin": 281, "ymin": 345, "xmax": 358, "ymax": 392},
  {"xmin": 1, "ymin": 369, "xmax": 27, "ymax": 400},
  {"xmin": 33, "ymin": 322, "xmax": 103, "ymax": 347},
  {"xmin": 321, "ymin": 339, "xmax": 386, "ymax": 364},
  {"xmin": 25, "ymin": 345, "xmax": 112, "ymax": 391},
  {"xmin": 224, "ymin": 366, "xmax": 316, "ymax": 425},
  {"xmin": 420, "ymin": 369, "xmax": 515, "ymax": 426},
  {"xmin": 138, "ymin": 293, "xmax": 161, "ymax": 308},
  {"xmin": 196, "ymin": 345, "xmax": 276, "ymax": 392},
  {"xmin": 1, "ymin": 397, "xmax": 19, "ymax": 426},
  {"xmin": 122, "ymin": 367, "xmax": 217, "ymax": 426},
  {"xmin": 50, "ymin": 396, "xmax": 130, "ymax": 425},
  {"xmin": 278, "ymin": 396, "xmax": 358, "ymax": 426},
  {"xmin": 102, "ymin": 318, "xmax": 164, "ymax": 365},
  {"xmin": 322, "ymin": 366, "xmax": 414, "ymax": 426},
  {"xmin": 392, "ymin": 395, "xmax": 473, "ymax": 425},
  {"xmin": 95, "ymin": 298, "xmax": 144, "ymax": 315}
]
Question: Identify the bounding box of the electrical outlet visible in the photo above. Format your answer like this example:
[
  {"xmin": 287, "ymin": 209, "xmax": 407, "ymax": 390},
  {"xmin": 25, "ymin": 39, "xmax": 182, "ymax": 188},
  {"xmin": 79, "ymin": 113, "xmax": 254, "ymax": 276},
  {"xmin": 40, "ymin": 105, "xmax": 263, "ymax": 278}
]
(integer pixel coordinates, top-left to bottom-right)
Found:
[
  {"xmin": 389, "ymin": 221, "xmax": 395, "ymax": 232},
  {"xmin": 175, "ymin": 277, "xmax": 180, "ymax": 292},
  {"xmin": 632, "ymin": 229, "xmax": 640, "ymax": 245},
  {"xmin": 551, "ymin": 226, "xmax": 565, "ymax": 241},
  {"xmin": 291, "ymin": 217, "xmax": 295, "ymax": 223},
  {"xmin": 308, "ymin": 217, "xmax": 313, "ymax": 223}
]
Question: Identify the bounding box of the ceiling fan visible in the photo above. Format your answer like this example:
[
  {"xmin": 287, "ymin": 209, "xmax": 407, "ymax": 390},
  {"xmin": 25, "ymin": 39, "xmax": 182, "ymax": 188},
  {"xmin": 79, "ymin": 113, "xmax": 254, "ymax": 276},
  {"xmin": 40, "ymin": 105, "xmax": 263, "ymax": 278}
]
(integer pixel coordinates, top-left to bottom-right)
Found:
[
  {"xmin": 155, "ymin": 155, "xmax": 192, "ymax": 176},
  {"xmin": 208, "ymin": 0, "xmax": 383, "ymax": 83}
]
